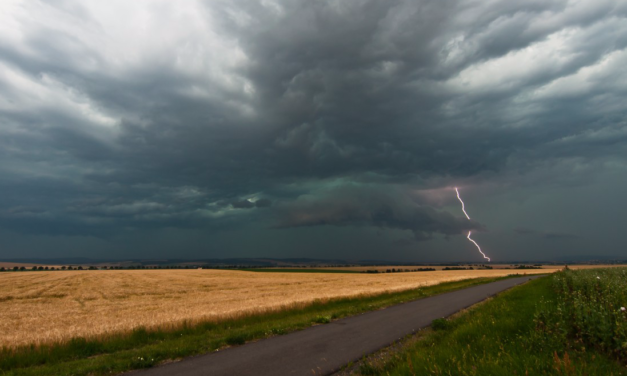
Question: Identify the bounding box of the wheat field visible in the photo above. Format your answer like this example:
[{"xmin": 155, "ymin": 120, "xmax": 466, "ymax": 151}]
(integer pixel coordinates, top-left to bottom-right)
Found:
[
  {"xmin": 322, "ymin": 264, "xmax": 541, "ymax": 272},
  {"xmin": 0, "ymin": 268, "xmax": 551, "ymax": 348}
]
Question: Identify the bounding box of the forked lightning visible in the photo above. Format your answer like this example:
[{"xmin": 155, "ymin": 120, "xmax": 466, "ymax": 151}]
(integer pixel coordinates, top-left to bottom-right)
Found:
[{"xmin": 455, "ymin": 187, "xmax": 491, "ymax": 262}]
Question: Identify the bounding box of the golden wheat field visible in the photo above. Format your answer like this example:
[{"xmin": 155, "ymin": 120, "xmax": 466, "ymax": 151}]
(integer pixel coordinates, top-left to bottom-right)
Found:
[
  {"xmin": 323, "ymin": 264, "xmax": 540, "ymax": 272},
  {"xmin": 0, "ymin": 268, "xmax": 553, "ymax": 348}
]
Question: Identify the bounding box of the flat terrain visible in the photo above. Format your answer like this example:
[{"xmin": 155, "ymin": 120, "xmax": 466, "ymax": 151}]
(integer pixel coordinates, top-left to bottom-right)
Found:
[
  {"xmin": 134, "ymin": 276, "xmax": 542, "ymax": 376},
  {"xmin": 0, "ymin": 269, "xmax": 549, "ymax": 348},
  {"xmin": 323, "ymin": 264, "xmax": 625, "ymax": 272}
]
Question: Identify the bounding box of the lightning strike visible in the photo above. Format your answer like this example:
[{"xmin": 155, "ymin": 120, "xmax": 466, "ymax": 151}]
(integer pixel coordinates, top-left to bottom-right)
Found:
[
  {"xmin": 455, "ymin": 187, "xmax": 470, "ymax": 220},
  {"xmin": 455, "ymin": 187, "xmax": 491, "ymax": 262}
]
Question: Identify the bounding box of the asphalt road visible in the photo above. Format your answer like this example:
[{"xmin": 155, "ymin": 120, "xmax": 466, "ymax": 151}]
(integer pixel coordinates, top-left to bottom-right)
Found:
[{"xmin": 133, "ymin": 275, "xmax": 543, "ymax": 376}]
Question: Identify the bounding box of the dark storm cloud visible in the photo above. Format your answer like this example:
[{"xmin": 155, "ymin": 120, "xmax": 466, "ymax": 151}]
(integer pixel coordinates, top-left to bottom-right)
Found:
[
  {"xmin": 275, "ymin": 185, "xmax": 483, "ymax": 241},
  {"xmin": 0, "ymin": 0, "xmax": 626, "ymax": 258},
  {"xmin": 513, "ymin": 228, "xmax": 579, "ymax": 240},
  {"xmin": 231, "ymin": 198, "xmax": 272, "ymax": 209},
  {"xmin": 231, "ymin": 200, "xmax": 255, "ymax": 209},
  {"xmin": 254, "ymin": 199, "xmax": 272, "ymax": 208}
]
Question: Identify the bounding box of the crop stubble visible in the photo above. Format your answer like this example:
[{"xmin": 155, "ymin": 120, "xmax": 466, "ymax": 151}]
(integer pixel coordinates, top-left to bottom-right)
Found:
[{"xmin": 0, "ymin": 269, "xmax": 550, "ymax": 348}]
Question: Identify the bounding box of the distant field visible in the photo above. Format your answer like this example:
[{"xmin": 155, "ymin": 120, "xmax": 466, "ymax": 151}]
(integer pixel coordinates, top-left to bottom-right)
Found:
[
  {"xmin": 325, "ymin": 265, "xmax": 502, "ymax": 271},
  {"xmin": 238, "ymin": 268, "xmax": 360, "ymax": 273},
  {"xmin": 237, "ymin": 264, "xmax": 533, "ymax": 272},
  {"xmin": 325, "ymin": 264, "xmax": 625, "ymax": 272},
  {"xmin": 0, "ymin": 269, "xmax": 550, "ymax": 348}
]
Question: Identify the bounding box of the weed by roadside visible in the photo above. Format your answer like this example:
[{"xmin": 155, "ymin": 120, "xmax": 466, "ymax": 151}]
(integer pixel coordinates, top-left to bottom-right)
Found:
[{"xmin": 533, "ymin": 268, "xmax": 627, "ymax": 362}]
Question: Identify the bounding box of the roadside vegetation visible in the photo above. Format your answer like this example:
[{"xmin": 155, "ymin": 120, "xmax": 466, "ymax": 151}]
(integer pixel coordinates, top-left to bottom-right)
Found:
[
  {"xmin": 0, "ymin": 277, "xmax": 510, "ymax": 376},
  {"xmin": 353, "ymin": 268, "xmax": 627, "ymax": 375},
  {"xmin": 537, "ymin": 268, "xmax": 627, "ymax": 362}
]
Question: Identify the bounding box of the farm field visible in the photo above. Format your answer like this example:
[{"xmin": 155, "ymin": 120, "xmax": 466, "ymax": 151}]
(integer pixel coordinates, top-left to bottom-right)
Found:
[
  {"xmin": 323, "ymin": 264, "xmax": 626, "ymax": 272},
  {"xmin": 0, "ymin": 268, "xmax": 549, "ymax": 349}
]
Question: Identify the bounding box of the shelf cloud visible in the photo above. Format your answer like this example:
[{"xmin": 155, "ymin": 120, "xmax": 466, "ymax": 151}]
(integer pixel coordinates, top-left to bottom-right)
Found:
[{"xmin": 1, "ymin": 0, "xmax": 626, "ymax": 260}]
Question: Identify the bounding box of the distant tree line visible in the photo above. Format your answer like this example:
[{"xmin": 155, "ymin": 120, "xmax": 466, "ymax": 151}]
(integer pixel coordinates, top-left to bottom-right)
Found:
[
  {"xmin": 0, "ymin": 265, "xmax": 213, "ymax": 272},
  {"xmin": 361, "ymin": 268, "xmax": 436, "ymax": 274},
  {"xmin": 0, "ymin": 266, "xmax": 27, "ymax": 271},
  {"xmin": 510, "ymin": 264, "xmax": 542, "ymax": 269},
  {"xmin": 0, "ymin": 263, "xmax": 544, "ymax": 272}
]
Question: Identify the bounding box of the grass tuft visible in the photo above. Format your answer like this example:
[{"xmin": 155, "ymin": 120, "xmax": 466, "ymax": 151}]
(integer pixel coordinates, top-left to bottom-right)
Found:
[
  {"xmin": 430, "ymin": 318, "xmax": 452, "ymax": 331},
  {"xmin": 313, "ymin": 315, "xmax": 332, "ymax": 324}
]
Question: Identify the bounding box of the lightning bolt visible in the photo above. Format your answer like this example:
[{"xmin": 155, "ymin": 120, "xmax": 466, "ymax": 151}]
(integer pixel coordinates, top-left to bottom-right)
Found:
[
  {"xmin": 455, "ymin": 187, "xmax": 470, "ymax": 220},
  {"xmin": 455, "ymin": 187, "xmax": 491, "ymax": 262}
]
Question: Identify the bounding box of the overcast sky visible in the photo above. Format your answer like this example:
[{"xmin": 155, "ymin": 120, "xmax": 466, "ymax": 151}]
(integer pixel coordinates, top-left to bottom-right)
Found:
[{"xmin": 1, "ymin": 0, "xmax": 626, "ymax": 262}]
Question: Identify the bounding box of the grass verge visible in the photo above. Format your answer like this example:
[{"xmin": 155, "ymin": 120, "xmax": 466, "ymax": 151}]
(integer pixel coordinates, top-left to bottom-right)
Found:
[
  {"xmin": 1, "ymin": 276, "xmax": 513, "ymax": 376},
  {"xmin": 353, "ymin": 272, "xmax": 627, "ymax": 375}
]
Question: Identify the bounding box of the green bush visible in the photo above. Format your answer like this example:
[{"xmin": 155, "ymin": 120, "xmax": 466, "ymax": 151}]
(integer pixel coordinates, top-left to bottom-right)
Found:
[
  {"xmin": 534, "ymin": 268, "xmax": 627, "ymax": 361},
  {"xmin": 313, "ymin": 315, "xmax": 331, "ymax": 324}
]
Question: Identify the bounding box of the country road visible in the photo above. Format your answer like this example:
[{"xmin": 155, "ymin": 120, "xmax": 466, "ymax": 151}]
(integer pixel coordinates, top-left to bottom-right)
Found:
[{"xmin": 132, "ymin": 275, "xmax": 544, "ymax": 376}]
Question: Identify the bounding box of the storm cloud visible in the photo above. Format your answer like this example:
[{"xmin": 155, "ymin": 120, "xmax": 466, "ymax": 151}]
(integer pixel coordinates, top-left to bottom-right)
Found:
[
  {"xmin": 0, "ymin": 0, "xmax": 626, "ymax": 261},
  {"xmin": 275, "ymin": 185, "xmax": 483, "ymax": 241}
]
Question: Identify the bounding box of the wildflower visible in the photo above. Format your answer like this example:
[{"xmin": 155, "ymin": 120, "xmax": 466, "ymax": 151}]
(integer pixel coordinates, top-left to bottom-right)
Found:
[
  {"xmin": 621, "ymin": 307, "xmax": 626, "ymax": 312},
  {"xmin": 596, "ymin": 276, "xmax": 600, "ymax": 280}
]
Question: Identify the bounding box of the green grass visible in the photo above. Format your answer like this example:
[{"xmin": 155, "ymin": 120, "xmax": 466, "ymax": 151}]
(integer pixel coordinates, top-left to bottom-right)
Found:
[
  {"xmin": 237, "ymin": 268, "xmax": 360, "ymax": 273},
  {"xmin": 357, "ymin": 270, "xmax": 627, "ymax": 376},
  {"xmin": 0, "ymin": 276, "xmax": 509, "ymax": 376}
]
